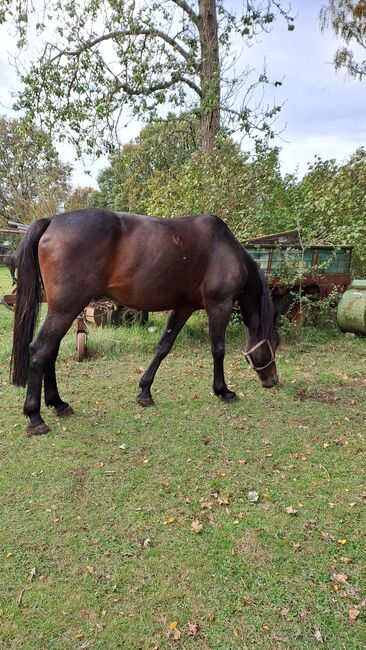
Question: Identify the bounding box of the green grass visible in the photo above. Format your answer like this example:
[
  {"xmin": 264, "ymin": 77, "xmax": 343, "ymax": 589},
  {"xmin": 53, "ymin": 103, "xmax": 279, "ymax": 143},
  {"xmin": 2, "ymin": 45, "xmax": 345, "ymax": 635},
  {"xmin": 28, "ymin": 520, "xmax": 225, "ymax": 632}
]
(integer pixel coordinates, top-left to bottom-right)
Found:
[{"xmin": 0, "ymin": 265, "xmax": 365, "ymax": 649}]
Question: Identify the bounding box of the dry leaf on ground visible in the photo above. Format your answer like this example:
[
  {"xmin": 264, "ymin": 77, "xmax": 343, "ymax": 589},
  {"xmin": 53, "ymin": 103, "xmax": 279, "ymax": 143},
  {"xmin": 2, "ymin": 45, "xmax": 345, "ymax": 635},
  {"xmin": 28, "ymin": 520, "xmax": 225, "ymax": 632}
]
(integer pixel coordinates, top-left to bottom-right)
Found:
[
  {"xmin": 312, "ymin": 625, "xmax": 323, "ymax": 643},
  {"xmin": 191, "ymin": 520, "xmax": 203, "ymax": 534},
  {"xmin": 187, "ymin": 621, "xmax": 200, "ymax": 636},
  {"xmin": 348, "ymin": 607, "xmax": 361, "ymax": 621}
]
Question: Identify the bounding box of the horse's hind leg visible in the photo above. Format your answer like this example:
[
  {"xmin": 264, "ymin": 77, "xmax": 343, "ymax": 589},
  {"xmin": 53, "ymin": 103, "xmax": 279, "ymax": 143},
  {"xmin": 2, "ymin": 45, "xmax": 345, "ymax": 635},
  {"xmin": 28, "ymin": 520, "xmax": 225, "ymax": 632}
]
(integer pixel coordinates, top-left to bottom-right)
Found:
[
  {"xmin": 137, "ymin": 306, "xmax": 193, "ymax": 406},
  {"xmin": 207, "ymin": 299, "xmax": 237, "ymax": 402},
  {"xmin": 24, "ymin": 312, "xmax": 75, "ymax": 437},
  {"xmin": 44, "ymin": 347, "xmax": 74, "ymax": 417}
]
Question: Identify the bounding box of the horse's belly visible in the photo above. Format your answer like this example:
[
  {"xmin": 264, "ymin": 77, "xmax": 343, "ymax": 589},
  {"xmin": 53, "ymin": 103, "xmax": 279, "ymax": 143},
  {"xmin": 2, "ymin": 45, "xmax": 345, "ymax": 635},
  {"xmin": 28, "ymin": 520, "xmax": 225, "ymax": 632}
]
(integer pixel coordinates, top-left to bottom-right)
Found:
[{"xmin": 106, "ymin": 280, "xmax": 201, "ymax": 312}]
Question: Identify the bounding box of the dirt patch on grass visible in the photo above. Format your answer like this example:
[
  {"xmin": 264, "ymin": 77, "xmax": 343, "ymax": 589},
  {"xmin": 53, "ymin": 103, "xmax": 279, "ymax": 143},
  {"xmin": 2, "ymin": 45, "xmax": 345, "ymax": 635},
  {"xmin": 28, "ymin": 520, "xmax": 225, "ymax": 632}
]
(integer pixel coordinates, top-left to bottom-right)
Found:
[
  {"xmin": 70, "ymin": 467, "xmax": 89, "ymax": 497},
  {"xmin": 295, "ymin": 388, "xmax": 344, "ymax": 405},
  {"xmin": 296, "ymin": 381, "xmax": 365, "ymax": 405},
  {"xmin": 233, "ymin": 530, "xmax": 272, "ymax": 563}
]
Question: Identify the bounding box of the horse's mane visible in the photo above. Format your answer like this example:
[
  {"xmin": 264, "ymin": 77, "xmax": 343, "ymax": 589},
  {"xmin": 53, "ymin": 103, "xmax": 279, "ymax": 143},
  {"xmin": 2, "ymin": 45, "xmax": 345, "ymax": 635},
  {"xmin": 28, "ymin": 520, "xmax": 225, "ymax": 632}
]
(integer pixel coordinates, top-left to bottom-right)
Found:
[{"xmin": 257, "ymin": 266, "xmax": 277, "ymax": 341}]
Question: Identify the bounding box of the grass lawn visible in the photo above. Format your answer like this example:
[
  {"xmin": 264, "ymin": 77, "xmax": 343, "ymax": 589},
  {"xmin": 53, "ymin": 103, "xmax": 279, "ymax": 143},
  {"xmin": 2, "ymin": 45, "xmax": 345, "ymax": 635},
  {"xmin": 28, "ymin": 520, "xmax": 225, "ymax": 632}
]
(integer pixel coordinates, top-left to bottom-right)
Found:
[{"xmin": 0, "ymin": 265, "xmax": 365, "ymax": 649}]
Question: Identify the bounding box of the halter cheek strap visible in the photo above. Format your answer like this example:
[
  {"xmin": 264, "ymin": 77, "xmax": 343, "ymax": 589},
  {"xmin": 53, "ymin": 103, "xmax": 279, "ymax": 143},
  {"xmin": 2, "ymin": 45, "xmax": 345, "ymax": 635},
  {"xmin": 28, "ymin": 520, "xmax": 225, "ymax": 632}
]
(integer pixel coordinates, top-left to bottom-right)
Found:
[{"xmin": 244, "ymin": 338, "xmax": 275, "ymax": 371}]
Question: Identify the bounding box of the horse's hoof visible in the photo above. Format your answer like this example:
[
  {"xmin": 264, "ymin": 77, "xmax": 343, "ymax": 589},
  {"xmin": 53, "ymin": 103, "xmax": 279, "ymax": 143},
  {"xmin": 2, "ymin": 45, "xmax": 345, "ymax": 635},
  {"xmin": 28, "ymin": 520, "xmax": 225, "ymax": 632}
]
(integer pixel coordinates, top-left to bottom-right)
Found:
[
  {"xmin": 219, "ymin": 392, "xmax": 239, "ymax": 403},
  {"xmin": 26, "ymin": 422, "xmax": 50, "ymax": 437},
  {"xmin": 136, "ymin": 396, "xmax": 155, "ymax": 407},
  {"xmin": 54, "ymin": 404, "xmax": 74, "ymax": 417}
]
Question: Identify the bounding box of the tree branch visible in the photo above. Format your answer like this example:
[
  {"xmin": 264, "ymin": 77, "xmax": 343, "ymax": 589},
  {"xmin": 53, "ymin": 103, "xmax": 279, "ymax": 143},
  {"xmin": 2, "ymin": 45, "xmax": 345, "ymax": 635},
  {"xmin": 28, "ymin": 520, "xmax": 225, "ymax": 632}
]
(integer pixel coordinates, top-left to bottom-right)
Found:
[
  {"xmin": 50, "ymin": 28, "xmax": 195, "ymax": 65},
  {"xmin": 107, "ymin": 74, "xmax": 202, "ymax": 101},
  {"xmin": 171, "ymin": 0, "xmax": 199, "ymax": 26}
]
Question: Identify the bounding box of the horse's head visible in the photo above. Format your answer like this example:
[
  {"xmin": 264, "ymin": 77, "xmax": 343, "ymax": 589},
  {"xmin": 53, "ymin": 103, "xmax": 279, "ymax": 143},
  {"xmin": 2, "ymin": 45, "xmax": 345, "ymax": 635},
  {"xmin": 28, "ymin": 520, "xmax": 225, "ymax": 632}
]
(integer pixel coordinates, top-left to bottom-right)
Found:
[{"xmin": 244, "ymin": 330, "xmax": 280, "ymax": 388}]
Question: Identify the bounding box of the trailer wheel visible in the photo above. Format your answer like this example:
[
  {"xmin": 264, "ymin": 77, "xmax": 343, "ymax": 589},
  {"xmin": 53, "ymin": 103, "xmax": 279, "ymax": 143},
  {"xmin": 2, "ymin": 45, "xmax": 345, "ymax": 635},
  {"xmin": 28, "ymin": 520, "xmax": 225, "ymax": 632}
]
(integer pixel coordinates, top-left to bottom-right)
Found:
[
  {"xmin": 75, "ymin": 316, "xmax": 88, "ymax": 361},
  {"xmin": 76, "ymin": 331, "xmax": 87, "ymax": 362},
  {"xmin": 112, "ymin": 307, "xmax": 148, "ymax": 327},
  {"xmin": 76, "ymin": 333, "xmax": 86, "ymax": 361}
]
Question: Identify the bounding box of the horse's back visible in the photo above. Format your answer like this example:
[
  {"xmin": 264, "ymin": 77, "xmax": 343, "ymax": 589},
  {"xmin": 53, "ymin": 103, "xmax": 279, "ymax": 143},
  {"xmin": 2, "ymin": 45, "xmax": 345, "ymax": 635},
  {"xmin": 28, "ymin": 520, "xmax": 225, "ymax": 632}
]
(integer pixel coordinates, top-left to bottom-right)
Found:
[{"xmin": 37, "ymin": 209, "xmax": 246, "ymax": 312}]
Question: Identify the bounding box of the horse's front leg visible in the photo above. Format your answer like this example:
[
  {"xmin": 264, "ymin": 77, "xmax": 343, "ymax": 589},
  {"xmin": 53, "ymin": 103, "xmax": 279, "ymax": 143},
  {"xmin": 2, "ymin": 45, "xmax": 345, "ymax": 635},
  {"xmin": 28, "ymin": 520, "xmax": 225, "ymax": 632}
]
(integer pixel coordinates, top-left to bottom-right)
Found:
[
  {"xmin": 137, "ymin": 306, "xmax": 193, "ymax": 406},
  {"xmin": 207, "ymin": 299, "xmax": 237, "ymax": 402}
]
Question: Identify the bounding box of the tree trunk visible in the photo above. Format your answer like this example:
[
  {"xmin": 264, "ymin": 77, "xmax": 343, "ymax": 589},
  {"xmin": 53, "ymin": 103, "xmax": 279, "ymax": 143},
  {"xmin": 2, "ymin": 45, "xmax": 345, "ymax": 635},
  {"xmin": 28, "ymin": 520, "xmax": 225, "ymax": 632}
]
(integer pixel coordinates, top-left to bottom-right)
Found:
[{"xmin": 198, "ymin": 0, "xmax": 220, "ymax": 152}]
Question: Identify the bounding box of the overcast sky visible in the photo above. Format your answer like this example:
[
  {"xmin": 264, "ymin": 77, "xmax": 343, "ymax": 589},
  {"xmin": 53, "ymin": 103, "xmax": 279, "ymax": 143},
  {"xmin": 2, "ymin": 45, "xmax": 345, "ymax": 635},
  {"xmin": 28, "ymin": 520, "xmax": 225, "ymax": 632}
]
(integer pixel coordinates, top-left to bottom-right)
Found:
[{"xmin": 0, "ymin": 0, "xmax": 365, "ymax": 188}]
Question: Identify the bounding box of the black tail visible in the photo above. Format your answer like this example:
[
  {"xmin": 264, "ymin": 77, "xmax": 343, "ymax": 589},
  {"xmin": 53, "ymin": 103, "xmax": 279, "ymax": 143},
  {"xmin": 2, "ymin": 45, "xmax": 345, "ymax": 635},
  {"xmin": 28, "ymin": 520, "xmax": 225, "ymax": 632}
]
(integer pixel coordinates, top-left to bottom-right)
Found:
[{"xmin": 11, "ymin": 218, "xmax": 51, "ymax": 386}]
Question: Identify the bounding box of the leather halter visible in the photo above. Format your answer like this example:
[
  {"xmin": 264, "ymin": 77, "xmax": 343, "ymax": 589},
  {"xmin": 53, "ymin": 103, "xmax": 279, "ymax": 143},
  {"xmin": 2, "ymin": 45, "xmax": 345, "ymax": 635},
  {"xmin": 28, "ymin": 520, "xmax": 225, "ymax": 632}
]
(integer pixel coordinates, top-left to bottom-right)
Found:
[{"xmin": 244, "ymin": 338, "xmax": 275, "ymax": 371}]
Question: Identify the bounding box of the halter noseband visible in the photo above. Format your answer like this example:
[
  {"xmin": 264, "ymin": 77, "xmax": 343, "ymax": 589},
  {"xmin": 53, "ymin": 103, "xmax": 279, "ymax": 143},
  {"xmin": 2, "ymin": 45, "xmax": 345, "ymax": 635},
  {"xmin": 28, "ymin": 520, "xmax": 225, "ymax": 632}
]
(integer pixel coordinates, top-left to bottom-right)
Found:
[{"xmin": 244, "ymin": 339, "xmax": 275, "ymax": 371}]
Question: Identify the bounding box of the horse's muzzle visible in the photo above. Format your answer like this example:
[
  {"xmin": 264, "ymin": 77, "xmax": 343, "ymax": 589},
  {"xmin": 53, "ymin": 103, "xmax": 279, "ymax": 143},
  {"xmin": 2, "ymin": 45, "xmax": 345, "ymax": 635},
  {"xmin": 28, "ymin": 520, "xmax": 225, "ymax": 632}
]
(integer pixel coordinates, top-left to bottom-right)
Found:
[{"xmin": 261, "ymin": 374, "xmax": 279, "ymax": 388}]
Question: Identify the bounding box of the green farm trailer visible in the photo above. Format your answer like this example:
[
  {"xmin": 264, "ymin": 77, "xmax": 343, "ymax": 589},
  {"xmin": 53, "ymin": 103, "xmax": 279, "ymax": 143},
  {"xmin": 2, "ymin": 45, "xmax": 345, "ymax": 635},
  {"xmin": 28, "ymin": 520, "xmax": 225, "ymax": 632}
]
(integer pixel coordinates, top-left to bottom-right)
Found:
[{"xmin": 244, "ymin": 230, "xmax": 352, "ymax": 324}]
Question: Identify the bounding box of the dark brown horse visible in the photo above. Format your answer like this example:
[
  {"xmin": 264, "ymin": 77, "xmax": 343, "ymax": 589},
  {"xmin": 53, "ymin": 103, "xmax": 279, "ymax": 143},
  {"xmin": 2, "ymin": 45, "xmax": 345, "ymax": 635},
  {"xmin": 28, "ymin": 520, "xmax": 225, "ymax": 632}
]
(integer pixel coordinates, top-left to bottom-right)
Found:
[
  {"xmin": 11, "ymin": 209, "xmax": 279, "ymax": 437},
  {"xmin": 3, "ymin": 251, "xmax": 17, "ymax": 284}
]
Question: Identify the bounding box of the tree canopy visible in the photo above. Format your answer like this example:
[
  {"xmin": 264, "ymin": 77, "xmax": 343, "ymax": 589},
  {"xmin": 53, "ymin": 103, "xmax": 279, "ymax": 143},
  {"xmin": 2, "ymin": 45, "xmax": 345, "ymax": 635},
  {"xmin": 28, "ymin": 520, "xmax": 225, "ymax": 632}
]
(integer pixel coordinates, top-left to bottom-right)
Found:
[
  {"xmin": 92, "ymin": 117, "xmax": 366, "ymax": 275},
  {"xmin": 1, "ymin": 0, "xmax": 294, "ymax": 155},
  {"xmin": 0, "ymin": 116, "xmax": 71, "ymax": 224},
  {"xmin": 320, "ymin": 1, "xmax": 366, "ymax": 79}
]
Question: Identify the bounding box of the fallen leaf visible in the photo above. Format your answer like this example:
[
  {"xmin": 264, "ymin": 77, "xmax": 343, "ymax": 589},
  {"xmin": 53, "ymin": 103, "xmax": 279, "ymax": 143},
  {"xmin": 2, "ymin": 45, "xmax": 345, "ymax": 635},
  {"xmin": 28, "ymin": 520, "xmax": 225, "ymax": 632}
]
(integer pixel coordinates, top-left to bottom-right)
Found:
[
  {"xmin": 168, "ymin": 621, "xmax": 181, "ymax": 641},
  {"xmin": 238, "ymin": 459, "xmax": 247, "ymax": 465},
  {"xmin": 338, "ymin": 539, "xmax": 347, "ymax": 545},
  {"xmin": 312, "ymin": 625, "xmax": 323, "ymax": 643},
  {"xmin": 332, "ymin": 573, "xmax": 348, "ymax": 584},
  {"xmin": 86, "ymin": 565, "xmax": 94, "ymax": 574},
  {"xmin": 348, "ymin": 607, "xmax": 361, "ymax": 621},
  {"xmin": 187, "ymin": 621, "xmax": 200, "ymax": 636},
  {"xmin": 200, "ymin": 499, "xmax": 213, "ymax": 510},
  {"xmin": 191, "ymin": 519, "xmax": 203, "ymax": 534},
  {"xmin": 248, "ymin": 490, "xmax": 259, "ymax": 503},
  {"xmin": 164, "ymin": 516, "xmax": 175, "ymax": 525},
  {"xmin": 320, "ymin": 531, "xmax": 335, "ymax": 542},
  {"xmin": 29, "ymin": 567, "xmax": 36, "ymax": 581},
  {"xmin": 217, "ymin": 497, "xmax": 229, "ymax": 506},
  {"xmin": 341, "ymin": 556, "xmax": 352, "ymax": 565},
  {"xmin": 285, "ymin": 506, "xmax": 298, "ymax": 515}
]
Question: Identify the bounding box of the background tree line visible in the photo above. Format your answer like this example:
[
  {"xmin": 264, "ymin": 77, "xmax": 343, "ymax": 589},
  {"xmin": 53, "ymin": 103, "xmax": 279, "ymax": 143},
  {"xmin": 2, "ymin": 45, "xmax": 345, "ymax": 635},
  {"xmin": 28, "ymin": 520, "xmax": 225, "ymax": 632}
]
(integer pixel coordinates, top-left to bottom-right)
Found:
[
  {"xmin": 1, "ymin": 115, "xmax": 364, "ymax": 276},
  {"xmin": 92, "ymin": 118, "xmax": 366, "ymax": 275},
  {"xmin": 0, "ymin": 1, "xmax": 364, "ymax": 274}
]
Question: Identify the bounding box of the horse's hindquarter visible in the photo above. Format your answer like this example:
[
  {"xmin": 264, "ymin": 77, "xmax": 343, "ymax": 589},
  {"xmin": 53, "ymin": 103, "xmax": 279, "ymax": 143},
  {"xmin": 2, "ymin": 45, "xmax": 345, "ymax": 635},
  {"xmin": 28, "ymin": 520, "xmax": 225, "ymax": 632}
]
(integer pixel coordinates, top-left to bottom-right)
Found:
[{"xmin": 38, "ymin": 209, "xmax": 123, "ymax": 309}]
